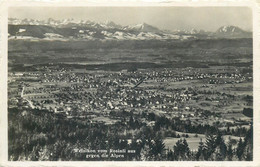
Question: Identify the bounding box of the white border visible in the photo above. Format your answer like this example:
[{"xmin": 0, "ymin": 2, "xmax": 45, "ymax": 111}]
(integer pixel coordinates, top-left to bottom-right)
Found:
[{"xmin": 0, "ymin": 0, "xmax": 259, "ymax": 167}]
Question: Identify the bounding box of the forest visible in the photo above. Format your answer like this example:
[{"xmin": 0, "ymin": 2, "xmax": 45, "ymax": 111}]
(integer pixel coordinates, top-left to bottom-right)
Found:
[{"xmin": 8, "ymin": 107, "xmax": 253, "ymax": 161}]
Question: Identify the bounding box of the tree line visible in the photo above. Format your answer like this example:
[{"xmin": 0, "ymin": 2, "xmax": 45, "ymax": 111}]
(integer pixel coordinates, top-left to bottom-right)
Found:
[{"xmin": 8, "ymin": 107, "xmax": 252, "ymax": 161}]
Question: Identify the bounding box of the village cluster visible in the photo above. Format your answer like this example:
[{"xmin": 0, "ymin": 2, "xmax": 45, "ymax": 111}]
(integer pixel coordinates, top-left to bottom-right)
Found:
[{"xmin": 8, "ymin": 65, "xmax": 252, "ymax": 128}]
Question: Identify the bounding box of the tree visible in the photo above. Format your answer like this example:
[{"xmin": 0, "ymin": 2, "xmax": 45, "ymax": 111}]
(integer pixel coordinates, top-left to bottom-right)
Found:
[
  {"xmin": 140, "ymin": 143, "xmax": 151, "ymax": 161},
  {"xmin": 214, "ymin": 133, "xmax": 227, "ymax": 160},
  {"xmin": 150, "ymin": 137, "xmax": 165, "ymax": 160},
  {"xmin": 226, "ymin": 140, "xmax": 234, "ymax": 161},
  {"xmin": 205, "ymin": 134, "xmax": 217, "ymax": 160},
  {"xmin": 236, "ymin": 138, "xmax": 244, "ymax": 160},
  {"xmin": 196, "ymin": 138, "xmax": 206, "ymax": 160},
  {"xmin": 129, "ymin": 115, "xmax": 134, "ymax": 128},
  {"xmin": 166, "ymin": 149, "xmax": 174, "ymax": 161},
  {"xmin": 243, "ymin": 125, "xmax": 253, "ymax": 161},
  {"xmin": 173, "ymin": 138, "xmax": 191, "ymax": 160}
]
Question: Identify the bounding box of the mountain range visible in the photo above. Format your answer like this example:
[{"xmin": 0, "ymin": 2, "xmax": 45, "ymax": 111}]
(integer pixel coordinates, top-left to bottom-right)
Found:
[{"xmin": 8, "ymin": 18, "xmax": 252, "ymax": 41}]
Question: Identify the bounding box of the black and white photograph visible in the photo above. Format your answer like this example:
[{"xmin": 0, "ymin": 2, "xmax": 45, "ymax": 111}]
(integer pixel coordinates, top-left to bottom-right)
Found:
[{"xmin": 1, "ymin": 2, "xmax": 258, "ymax": 164}]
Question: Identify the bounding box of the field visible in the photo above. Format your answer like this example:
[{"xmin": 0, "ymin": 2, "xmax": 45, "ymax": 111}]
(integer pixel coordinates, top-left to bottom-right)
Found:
[{"xmin": 164, "ymin": 133, "xmax": 243, "ymax": 151}]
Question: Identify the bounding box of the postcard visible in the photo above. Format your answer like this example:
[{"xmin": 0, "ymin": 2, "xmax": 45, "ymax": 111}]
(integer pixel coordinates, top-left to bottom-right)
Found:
[{"xmin": 0, "ymin": 0, "xmax": 259, "ymax": 167}]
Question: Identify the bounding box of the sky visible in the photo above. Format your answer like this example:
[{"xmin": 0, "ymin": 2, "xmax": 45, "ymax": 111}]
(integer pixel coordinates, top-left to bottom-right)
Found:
[{"xmin": 9, "ymin": 7, "xmax": 252, "ymax": 32}]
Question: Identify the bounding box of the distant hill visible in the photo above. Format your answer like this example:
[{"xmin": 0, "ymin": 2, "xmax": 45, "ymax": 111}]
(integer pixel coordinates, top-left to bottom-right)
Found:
[
  {"xmin": 215, "ymin": 26, "xmax": 252, "ymax": 38},
  {"xmin": 8, "ymin": 25, "xmax": 58, "ymax": 38}
]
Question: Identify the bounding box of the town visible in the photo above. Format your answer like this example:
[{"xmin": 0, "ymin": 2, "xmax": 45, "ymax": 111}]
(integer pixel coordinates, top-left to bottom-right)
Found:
[{"xmin": 8, "ymin": 64, "xmax": 252, "ymax": 147}]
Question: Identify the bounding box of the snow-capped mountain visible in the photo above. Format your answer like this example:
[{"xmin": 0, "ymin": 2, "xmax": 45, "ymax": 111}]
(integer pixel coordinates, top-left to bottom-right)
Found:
[
  {"xmin": 217, "ymin": 25, "xmax": 244, "ymax": 33},
  {"xmin": 8, "ymin": 18, "xmax": 252, "ymax": 41},
  {"xmin": 101, "ymin": 21, "xmax": 122, "ymax": 29},
  {"xmin": 215, "ymin": 25, "xmax": 252, "ymax": 38},
  {"xmin": 124, "ymin": 23, "xmax": 163, "ymax": 33}
]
